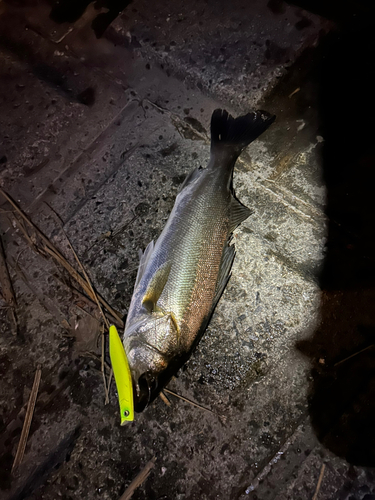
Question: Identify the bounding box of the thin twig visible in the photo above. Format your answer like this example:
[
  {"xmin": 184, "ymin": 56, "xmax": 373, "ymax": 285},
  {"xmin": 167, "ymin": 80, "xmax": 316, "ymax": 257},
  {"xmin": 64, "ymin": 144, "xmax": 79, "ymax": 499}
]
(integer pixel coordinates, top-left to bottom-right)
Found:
[
  {"xmin": 312, "ymin": 463, "xmax": 325, "ymax": 500},
  {"xmin": 15, "ymin": 248, "xmax": 26, "ymax": 268},
  {"xmin": 288, "ymin": 87, "xmax": 300, "ymax": 98},
  {"xmin": 144, "ymin": 99, "xmax": 209, "ymax": 142},
  {"xmin": 83, "ymin": 352, "xmax": 111, "ymax": 374},
  {"xmin": 11, "ymin": 216, "xmax": 39, "ymax": 253},
  {"xmin": 0, "ymin": 233, "xmax": 16, "ymax": 306},
  {"xmin": 0, "ymin": 188, "xmax": 54, "ymax": 250},
  {"xmin": 85, "ymin": 231, "xmax": 111, "ymax": 253},
  {"xmin": 59, "ymin": 229, "xmax": 112, "ymax": 405},
  {"xmin": 43, "ymin": 202, "xmax": 110, "ymax": 330},
  {"xmin": 159, "ymin": 391, "xmax": 171, "ymax": 407},
  {"xmin": 1, "ymin": 190, "xmax": 119, "ymax": 405},
  {"xmin": 54, "ymin": 273, "xmax": 123, "ymax": 328},
  {"xmin": 12, "ymin": 367, "xmax": 42, "ymax": 473},
  {"xmin": 111, "ymin": 214, "xmax": 139, "ymax": 238},
  {"xmin": 9, "ymin": 307, "xmax": 17, "ymax": 336},
  {"xmin": 101, "ymin": 328, "xmax": 109, "ymax": 404},
  {"xmin": 86, "ymin": 213, "xmax": 139, "ymax": 254},
  {"xmin": 65, "ymin": 233, "xmax": 110, "ymax": 330},
  {"xmin": 12, "ymin": 260, "xmax": 66, "ymax": 324},
  {"xmin": 73, "ymin": 303, "xmax": 98, "ymax": 321},
  {"xmin": 0, "ymin": 188, "xmax": 123, "ymax": 327},
  {"xmin": 107, "ymin": 368, "xmax": 113, "ymax": 396},
  {"xmin": 334, "ymin": 345, "xmax": 374, "ymax": 367},
  {"xmin": 0, "ymin": 208, "xmax": 16, "ymax": 214},
  {"xmin": 164, "ymin": 389, "xmax": 214, "ymax": 414},
  {"xmin": 119, "ymin": 457, "xmax": 156, "ymax": 500},
  {"xmin": 46, "ymin": 244, "xmax": 122, "ymax": 325},
  {"xmin": 0, "ymin": 233, "xmax": 17, "ymax": 334}
]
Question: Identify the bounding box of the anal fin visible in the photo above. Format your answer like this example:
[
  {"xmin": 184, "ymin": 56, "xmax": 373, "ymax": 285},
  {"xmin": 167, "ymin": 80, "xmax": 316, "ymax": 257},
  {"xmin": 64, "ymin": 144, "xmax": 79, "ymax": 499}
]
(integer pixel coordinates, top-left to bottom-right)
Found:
[
  {"xmin": 212, "ymin": 241, "xmax": 236, "ymax": 309},
  {"xmin": 229, "ymin": 197, "xmax": 252, "ymax": 233}
]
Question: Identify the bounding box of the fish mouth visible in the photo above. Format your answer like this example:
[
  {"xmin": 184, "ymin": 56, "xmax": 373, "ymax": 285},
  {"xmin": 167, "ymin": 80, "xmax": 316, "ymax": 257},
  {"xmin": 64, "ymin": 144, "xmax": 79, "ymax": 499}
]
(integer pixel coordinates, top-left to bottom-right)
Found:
[
  {"xmin": 131, "ymin": 320, "xmax": 213, "ymax": 412},
  {"xmin": 134, "ymin": 372, "xmax": 157, "ymax": 412},
  {"xmin": 135, "ymin": 370, "xmax": 172, "ymax": 412},
  {"xmin": 133, "ymin": 352, "xmax": 192, "ymax": 412}
]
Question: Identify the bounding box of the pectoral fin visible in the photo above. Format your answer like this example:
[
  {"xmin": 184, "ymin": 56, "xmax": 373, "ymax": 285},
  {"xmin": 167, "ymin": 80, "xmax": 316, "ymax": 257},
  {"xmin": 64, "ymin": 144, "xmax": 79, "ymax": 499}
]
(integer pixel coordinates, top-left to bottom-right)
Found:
[{"xmin": 142, "ymin": 261, "xmax": 172, "ymax": 312}]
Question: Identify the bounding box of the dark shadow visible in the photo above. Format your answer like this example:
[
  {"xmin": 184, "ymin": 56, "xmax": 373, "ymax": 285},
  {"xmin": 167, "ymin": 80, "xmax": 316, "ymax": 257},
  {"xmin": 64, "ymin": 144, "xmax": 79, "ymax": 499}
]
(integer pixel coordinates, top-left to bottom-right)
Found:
[
  {"xmin": 49, "ymin": 0, "xmax": 133, "ymax": 38},
  {"xmin": 0, "ymin": 30, "xmax": 95, "ymax": 105},
  {"xmin": 292, "ymin": 1, "xmax": 375, "ymax": 466}
]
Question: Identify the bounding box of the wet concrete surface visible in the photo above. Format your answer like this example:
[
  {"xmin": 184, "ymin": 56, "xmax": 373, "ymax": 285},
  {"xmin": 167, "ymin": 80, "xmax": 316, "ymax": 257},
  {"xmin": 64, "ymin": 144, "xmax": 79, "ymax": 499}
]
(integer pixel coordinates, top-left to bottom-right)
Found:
[{"xmin": 0, "ymin": 1, "xmax": 375, "ymax": 499}]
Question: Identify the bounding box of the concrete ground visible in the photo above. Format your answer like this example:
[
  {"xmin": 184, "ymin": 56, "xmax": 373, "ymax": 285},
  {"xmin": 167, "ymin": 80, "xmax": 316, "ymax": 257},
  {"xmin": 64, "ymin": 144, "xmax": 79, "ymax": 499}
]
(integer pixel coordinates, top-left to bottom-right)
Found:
[{"xmin": 0, "ymin": 1, "xmax": 375, "ymax": 499}]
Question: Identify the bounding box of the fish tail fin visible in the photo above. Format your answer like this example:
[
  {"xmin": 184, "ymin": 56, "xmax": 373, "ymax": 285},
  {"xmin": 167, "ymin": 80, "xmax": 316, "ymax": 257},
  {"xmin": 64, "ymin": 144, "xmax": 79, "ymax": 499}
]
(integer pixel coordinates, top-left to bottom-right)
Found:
[{"xmin": 210, "ymin": 109, "xmax": 275, "ymax": 158}]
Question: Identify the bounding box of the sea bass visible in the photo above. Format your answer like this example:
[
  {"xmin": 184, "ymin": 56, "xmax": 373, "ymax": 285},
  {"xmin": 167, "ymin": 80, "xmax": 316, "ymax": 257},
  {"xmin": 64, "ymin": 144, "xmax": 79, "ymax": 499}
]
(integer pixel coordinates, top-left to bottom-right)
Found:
[{"xmin": 123, "ymin": 109, "xmax": 275, "ymax": 411}]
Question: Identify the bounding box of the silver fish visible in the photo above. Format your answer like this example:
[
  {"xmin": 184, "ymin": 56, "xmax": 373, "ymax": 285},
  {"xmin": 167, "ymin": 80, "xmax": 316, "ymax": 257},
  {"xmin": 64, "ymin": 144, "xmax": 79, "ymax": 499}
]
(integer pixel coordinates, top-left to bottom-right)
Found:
[{"xmin": 123, "ymin": 109, "xmax": 275, "ymax": 411}]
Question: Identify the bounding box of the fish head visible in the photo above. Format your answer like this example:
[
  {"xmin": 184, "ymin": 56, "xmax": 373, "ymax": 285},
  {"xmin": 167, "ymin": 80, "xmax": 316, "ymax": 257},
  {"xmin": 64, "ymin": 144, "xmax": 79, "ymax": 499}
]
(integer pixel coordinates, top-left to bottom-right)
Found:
[{"xmin": 124, "ymin": 312, "xmax": 179, "ymax": 412}]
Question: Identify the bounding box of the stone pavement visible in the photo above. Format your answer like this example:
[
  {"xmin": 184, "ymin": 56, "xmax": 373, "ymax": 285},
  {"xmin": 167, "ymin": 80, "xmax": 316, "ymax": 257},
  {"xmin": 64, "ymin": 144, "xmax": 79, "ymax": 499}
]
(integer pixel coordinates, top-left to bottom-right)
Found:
[{"xmin": 0, "ymin": 1, "xmax": 375, "ymax": 499}]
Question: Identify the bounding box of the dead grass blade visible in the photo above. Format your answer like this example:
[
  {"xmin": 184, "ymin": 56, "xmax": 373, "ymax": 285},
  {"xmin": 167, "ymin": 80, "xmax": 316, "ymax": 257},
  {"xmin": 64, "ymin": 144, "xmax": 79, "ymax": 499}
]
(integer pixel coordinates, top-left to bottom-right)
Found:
[
  {"xmin": 101, "ymin": 326, "xmax": 109, "ymax": 404},
  {"xmin": 288, "ymin": 87, "xmax": 301, "ymax": 98},
  {"xmin": 0, "ymin": 233, "xmax": 17, "ymax": 334},
  {"xmin": 107, "ymin": 368, "xmax": 113, "ymax": 396},
  {"xmin": 0, "ymin": 188, "xmax": 123, "ymax": 404},
  {"xmin": 10, "ymin": 216, "xmax": 40, "ymax": 254},
  {"xmin": 44, "ymin": 245, "xmax": 122, "ymax": 327},
  {"xmin": 144, "ymin": 99, "xmax": 209, "ymax": 142},
  {"xmin": 12, "ymin": 260, "xmax": 66, "ymax": 324},
  {"xmin": 42, "ymin": 203, "xmax": 119, "ymax": 405},
  {"xmin": 54, "ymin": 273, "xmax": 123, "ymax": 328},
  {"xmin": 43, "ymin": 201, "xmax": 111, "ymax": 332},
  {"xmin": 163, "ymin": 388, "xmax": 214, "ymax": 414},
  {"xmin": 312, "ymin": 463, "xmax": 325, "ymax": 500},
  {"xmin": 8, "ymin": 307, "xmax": 17, "ymax": 336},
  {"xmin": 64, "ymin": 232, "xmax": 110, "ymax": 330},
  {"xmin": 84, "ymin": 351, "xmax": 112, "ymax": 374},
  {"xmin": 86, "ymin": 213, "xmax": 139, "ymax": 254},
  {"xmin": 159, "ymin": 391, "xmax": 171, "ymax": 407},
  {"xmin": 0, "ymin": 188, "xmax": 123, "ymax": 328},
  {"xmin": 119, "ymin": 457, "xmax": 156, "ymax": 500},
  {"xmin": 0, "ymin": 234, "xmax": 16, "ymax": 306},
  {"xmin": 12, "ymin": 367, "xmax": 42, "ymax": 473},
  {"xmin": 111, "ymin": 214, "xmax": 139, "ymax": 238},
  {"xmin": 334, "ymin": 345, "xmax": 374, "ymax": 367}
]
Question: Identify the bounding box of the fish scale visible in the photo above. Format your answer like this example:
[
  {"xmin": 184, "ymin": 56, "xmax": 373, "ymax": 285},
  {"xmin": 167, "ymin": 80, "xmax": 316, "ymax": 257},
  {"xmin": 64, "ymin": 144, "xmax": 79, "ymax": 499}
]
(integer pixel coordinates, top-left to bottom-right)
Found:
[
  {"xmin": 123, "ymin": 108, "xmax": 275, "ymax": 412},
  {"xmin": 159, "ymin": 193, "xmax": 228, "ymax": 331}
]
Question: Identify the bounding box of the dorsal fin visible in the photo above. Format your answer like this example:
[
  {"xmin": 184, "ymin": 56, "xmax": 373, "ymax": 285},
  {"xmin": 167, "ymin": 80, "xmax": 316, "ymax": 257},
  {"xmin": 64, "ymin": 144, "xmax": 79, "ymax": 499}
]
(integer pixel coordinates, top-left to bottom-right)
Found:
[
  {"xmin": 229, "ymin": 197, "xmax": 252, "ymax": 233},
  {"xmin": 135, "ymin": 240, "xmax": 154, "ymax": 288},
  {"xmin": 142, "ymin": 261, "xmax": 172, "ymax": 312}
]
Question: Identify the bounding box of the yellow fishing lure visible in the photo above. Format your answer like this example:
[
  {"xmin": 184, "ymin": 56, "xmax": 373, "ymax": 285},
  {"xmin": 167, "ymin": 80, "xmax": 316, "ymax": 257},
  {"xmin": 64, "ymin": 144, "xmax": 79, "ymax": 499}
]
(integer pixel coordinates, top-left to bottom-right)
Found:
[{"xmin": 109, "ymin": 325, "xmax": 134, "ymax": 424}]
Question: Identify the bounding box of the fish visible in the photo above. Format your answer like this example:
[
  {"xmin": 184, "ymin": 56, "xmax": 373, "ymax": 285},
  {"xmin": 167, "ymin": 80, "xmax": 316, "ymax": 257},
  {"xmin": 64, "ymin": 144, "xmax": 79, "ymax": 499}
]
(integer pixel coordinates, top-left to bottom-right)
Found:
[{"xmin": 123, "ymin": 108, "xmax": 275, "ymax": 411}]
